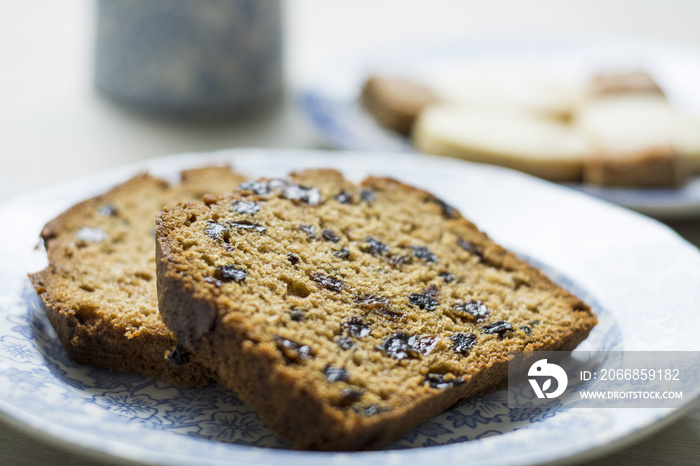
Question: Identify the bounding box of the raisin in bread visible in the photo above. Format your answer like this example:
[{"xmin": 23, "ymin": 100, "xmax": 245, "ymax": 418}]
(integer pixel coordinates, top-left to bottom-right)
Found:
[
  {"xmin": 155, "ymin": 169, "xmax": 597, "ymax": 449},
  {"xmin": 29, "ymin": 166, "xmax": 247, "ymax": 387}
]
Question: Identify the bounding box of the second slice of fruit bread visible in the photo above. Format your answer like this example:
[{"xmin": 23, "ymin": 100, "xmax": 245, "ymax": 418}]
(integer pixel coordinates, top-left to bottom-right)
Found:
[
  {"xmin": 30, "ymin": 166, "xmax": 247, "ymax": 387},
  {"xmin": 155, "ymin": 169, "xmax": 597, "ymax": 449}
]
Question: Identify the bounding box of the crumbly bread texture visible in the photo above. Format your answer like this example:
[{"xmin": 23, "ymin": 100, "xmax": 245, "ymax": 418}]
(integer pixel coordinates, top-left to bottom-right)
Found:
[
  {"xmin": 29, "ymin": 166, "xmax": 247, "ymax": 387},
  {"xmin": 413, "ymin": 105, "xmax": 593, "ymax": 182},
  {"xmin": 361, "ymin": 75, "xmax": 439, "ymax": 135},
  {"xmin": 156, "ymin": 169, "xmax": 597, "ymax": 449}
]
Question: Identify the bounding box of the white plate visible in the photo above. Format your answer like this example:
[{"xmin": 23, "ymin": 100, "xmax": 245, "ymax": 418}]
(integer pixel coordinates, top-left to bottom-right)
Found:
[
  {"xmin": 297, "ymin": 35, "xmax": 700, "ymax": 219},
  {"xmin": 2, "ymin": 149, "xmax": 700, "ymax": 465}
]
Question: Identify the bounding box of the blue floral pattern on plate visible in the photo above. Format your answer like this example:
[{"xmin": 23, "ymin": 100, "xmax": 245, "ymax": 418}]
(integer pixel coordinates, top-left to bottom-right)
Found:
[{"xmin": 1, "ymin": 149, "xmax": 700, "ymax": 465}]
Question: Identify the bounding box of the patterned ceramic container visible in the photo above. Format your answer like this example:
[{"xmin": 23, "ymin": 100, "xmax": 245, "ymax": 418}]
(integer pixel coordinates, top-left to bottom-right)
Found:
[{"xmin": 94, "ymin": 0, "xmax": 283, "ymax": 117}]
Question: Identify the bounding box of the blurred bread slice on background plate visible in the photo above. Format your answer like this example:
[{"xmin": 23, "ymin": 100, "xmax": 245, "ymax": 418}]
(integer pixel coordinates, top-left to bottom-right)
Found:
[
  {"xmin": 428, "ymin": 65, "xmax": 585, "ymax": 121},
  {"xmin": 584, "ymin": 145, "xmax": 686, "ymax": 188},
  {"xmin": 413, "ymin": 104, "xmax": 593, "ymax": 182},
  {"xmin": 574, "ymin": 93, "xmax": 700, "ymax": 181},
  {"xmin": 361, "ymin": 75, "xmax": 439, "ymax": 135},
  {"xmin": 588, "ymin": 69, "xmax": 666, "ymax": 97}
]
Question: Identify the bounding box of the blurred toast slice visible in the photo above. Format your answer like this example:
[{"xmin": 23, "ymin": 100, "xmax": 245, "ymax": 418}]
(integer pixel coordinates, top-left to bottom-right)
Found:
[
  {"xmin": 584, "ymin": 146, "xmax": 687, "ymax": 187},
  {"xmin": 589, "ymin": 70, "xmax": 665, "ymax": 97},
  {"xmin": 575, "ymin": 94, "xmax": 700, "ymax": 179},
  {"xmin": 413, "ymin": 104, "xmax": 592, "ymax": 182},
  {"xmin": 429, "ymin": 66, "xmax": 584, "ymax": 121},
  {"xmin": 361, "ymin": 75, "xmax": 438, "ymax": 135}
]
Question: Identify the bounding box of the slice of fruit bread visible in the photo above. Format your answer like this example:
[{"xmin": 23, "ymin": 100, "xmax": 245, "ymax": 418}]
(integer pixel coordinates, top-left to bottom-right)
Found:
[
  {"xmin": 30, "ymin": 166, "xmax": 247, "ymax": 387},
  {"xmin": 155, "ymin": 169, "xmax": 597, "ymax": 448}
]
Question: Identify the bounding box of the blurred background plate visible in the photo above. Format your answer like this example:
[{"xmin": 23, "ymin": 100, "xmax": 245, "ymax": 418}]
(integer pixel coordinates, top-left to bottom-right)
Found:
[
  {"xmin": 2, "ymin": 149, "xmax": 700, "ymax": 465},
  {"xmin": 297, "ymin": 35, "xmax": 700, "ymax": 218}
]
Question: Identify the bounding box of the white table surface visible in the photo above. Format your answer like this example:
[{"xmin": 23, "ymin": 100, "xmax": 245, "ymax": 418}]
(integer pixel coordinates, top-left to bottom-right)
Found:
[{"xmin": 1, "ymin": 1, "xmax": 700, "ymax": 464}]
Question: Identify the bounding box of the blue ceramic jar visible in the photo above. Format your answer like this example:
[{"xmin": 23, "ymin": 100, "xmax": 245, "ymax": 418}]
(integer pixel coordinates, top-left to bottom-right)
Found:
[{"xmin": 94, "ymin": 0, "xmax": 283, "ymax": 118}]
